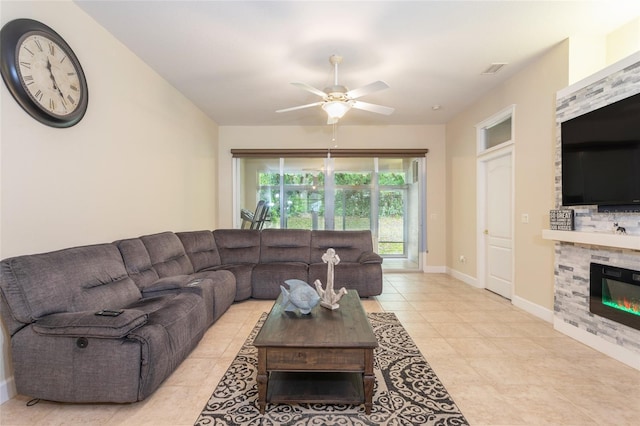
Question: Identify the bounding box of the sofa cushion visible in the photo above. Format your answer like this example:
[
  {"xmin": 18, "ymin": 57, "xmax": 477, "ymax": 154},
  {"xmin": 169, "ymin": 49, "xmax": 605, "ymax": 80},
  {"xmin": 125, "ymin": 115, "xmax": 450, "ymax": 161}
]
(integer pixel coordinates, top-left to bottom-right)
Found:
[
  {"xmin": 310, "ymin": 230, "xmax": 374, "ymax": 263},
  {"xmin": 140, "ymin": 232, "xmax": 194, "ymax": 277},
  {"xmin": 114, "ymin": 238, "xmax": 160, "ymax": 289},
  {"xmin": 127, "ymin": 292, "xmax": 208, "ymax": 400},
  {"xmin": 192, "ymin": 270, "xmax": 236, "ymax": 322},
  {"xmin": 0, "ymin": 244, "xmax": 141, "ymax": 323},
  {"xmin": 260, "ymin": 229, "xmax": 311, "ymax": 263},
  {"xmin": 177, "ymin": 230, "xmax": 222, "ymax": 271},
  {"xmin": 251, "ymin": 262, "xmax": 309, "ymax": 299},
  {"xmin": 212, "ymin": 264, "xmax": 254, "ymax": 301},
  {"xmin": 309, "ymin": 262, "xmax": 382, "ymax": 297},
  {"xmin": 358, "ymin": 251, "xmax": 383, "ymax": 264},
  {"xmin": 213, "ymin": 229, "xmax": 260, "ymax": 264}
]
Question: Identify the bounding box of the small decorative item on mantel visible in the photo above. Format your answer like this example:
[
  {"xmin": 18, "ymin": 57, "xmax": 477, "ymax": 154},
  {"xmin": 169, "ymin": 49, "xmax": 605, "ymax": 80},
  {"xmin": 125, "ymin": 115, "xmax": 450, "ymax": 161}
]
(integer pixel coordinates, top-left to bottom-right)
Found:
[
  {"xmin": 280, "ymin": 279, "xmax": 320, "ymax": 315},
  {"xmin": 613, "ymin": 222, "xmax": 627, "ymax": 234},
  {"xmin": 550, "ymin": 209, "xmax": 574, "ymax": 230},
  {"xmin": 314, "ymin": 248, "xmax": 348, "ymax": 310}
]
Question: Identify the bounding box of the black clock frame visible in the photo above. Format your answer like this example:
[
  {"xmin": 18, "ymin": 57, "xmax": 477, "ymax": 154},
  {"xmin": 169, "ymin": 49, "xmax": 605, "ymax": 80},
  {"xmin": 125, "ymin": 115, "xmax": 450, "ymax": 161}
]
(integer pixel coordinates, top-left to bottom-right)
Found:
[{"xmin": 0, "ymin": 18, "xmax": 88, "ymax": 128}]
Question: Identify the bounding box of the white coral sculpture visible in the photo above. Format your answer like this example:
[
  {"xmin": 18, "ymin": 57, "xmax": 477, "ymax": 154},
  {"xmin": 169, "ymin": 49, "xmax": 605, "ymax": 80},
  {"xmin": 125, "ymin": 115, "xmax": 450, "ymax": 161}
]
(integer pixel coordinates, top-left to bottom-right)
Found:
[{"xmin": 314, "ymin": 248, "xmax": 348, "ymax": 310}]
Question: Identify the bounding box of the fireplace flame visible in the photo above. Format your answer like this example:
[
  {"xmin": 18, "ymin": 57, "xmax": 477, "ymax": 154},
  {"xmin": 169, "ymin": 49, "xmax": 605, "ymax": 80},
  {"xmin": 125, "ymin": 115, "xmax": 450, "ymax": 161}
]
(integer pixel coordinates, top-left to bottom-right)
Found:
[{"xmin": 603, "ymin": 297, "xmax": 640, "ymax": 316}]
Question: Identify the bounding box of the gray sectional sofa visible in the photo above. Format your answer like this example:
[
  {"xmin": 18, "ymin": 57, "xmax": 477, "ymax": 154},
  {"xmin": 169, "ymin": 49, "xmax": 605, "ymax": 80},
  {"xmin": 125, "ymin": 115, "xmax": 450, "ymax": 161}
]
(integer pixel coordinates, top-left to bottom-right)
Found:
[{"xmin": 0, "ymin": 229, "xmax": 382, "ymax": 403}]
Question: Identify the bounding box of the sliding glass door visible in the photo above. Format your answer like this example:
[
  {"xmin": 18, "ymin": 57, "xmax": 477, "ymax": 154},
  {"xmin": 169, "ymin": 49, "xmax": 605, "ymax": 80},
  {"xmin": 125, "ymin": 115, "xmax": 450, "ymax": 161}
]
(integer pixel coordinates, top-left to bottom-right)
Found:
[{"xmin": 235, "ymin": 153, "xmax": 424, "ymax": 270}]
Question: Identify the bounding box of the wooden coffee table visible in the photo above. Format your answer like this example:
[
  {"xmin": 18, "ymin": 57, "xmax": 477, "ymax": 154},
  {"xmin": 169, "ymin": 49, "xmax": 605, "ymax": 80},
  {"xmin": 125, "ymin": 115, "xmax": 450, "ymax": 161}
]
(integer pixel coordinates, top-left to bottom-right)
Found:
[{"xmin": 253, "ymin": 290, "xmax": 378, "ymax": 414}]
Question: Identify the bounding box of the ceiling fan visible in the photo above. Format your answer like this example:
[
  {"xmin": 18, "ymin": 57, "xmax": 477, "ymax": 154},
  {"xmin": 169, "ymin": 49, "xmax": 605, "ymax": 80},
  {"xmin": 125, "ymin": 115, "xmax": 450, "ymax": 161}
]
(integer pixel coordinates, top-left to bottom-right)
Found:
[{"xmin": 276, "ymin": 55, "xmax": 394, "ymax": 124}]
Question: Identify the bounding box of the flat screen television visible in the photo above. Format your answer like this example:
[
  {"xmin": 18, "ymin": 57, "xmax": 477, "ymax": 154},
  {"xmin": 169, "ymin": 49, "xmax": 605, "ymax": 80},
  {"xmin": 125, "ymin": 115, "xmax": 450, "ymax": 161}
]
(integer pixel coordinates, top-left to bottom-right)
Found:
[{"xmin": 561, "ymin": 92, "xmax": 640, "ymax": 210}]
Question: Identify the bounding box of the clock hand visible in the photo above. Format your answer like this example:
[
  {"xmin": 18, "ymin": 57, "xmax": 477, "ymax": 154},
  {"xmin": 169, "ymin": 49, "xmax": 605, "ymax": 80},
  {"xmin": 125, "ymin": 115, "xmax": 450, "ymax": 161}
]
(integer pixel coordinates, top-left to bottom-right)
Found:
[{"xmin": 46, "ymin": 58, "xmax": 67, "ymax": 108}]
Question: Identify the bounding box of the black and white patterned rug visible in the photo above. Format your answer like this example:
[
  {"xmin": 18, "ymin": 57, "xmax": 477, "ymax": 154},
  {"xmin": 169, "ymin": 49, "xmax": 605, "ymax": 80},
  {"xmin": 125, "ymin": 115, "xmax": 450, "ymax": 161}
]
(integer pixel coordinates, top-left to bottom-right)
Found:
[{"xmin": 195, "ymin": 312, "xmax": 468, "ymax": 425}]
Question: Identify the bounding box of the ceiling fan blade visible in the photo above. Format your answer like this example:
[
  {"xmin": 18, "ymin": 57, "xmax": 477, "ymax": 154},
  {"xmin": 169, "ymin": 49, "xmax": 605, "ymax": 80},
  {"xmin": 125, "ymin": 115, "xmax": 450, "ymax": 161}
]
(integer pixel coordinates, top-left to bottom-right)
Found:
[
  {"xmin": 352, "ymin": 101, "xmax": 395, "ymax": 115},
  {"xmin": 276, "ymin": 102, "xmax": 323, "ymax": 113},
  {"xmin": 345, "ymin": 80, "xmax": 389, "ymax": 99},
  {"xmin": 291, "ymin": 82, "xmax": 327, "ymax": 98}
]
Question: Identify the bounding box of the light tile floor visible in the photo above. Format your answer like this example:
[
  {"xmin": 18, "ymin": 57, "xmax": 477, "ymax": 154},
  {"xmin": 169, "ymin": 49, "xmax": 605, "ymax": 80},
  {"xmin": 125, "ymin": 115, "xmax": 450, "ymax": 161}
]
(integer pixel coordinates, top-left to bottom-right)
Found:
[{"xmin": 1, "ymin": 273, "xmax": 639, "ymax": 425}]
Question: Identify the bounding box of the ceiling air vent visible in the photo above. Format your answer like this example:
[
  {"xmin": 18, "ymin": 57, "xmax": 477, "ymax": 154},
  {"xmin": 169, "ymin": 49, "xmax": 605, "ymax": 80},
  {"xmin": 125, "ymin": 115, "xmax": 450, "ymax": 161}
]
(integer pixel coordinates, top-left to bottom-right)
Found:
[{"xmin": 481, "ymin": 63, "xmax": 507, "ymax": 75}]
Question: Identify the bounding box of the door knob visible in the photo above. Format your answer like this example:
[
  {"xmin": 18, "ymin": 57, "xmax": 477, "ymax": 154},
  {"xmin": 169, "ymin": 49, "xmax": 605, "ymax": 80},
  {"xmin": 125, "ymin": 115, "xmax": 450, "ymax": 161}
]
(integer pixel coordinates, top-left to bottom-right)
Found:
[{"xmin": 484, "ymin": 229, "xmax": 488, "ymax": 235}]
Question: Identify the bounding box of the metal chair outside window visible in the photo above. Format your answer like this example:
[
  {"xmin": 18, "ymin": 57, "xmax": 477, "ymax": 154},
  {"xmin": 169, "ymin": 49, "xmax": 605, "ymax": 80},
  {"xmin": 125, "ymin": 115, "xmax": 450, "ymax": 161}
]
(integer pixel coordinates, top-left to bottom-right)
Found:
[{"xmin": 241, "ymin": 200, "xmax": 271, "ymax": 229}]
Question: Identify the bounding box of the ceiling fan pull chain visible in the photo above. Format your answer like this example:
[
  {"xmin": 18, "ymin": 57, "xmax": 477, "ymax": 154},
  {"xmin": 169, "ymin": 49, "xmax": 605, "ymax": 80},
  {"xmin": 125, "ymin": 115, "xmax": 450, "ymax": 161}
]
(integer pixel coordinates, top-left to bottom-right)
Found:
[{"xmin": 332, "ymin": 122, "xmax": 338, "ymax": 147}]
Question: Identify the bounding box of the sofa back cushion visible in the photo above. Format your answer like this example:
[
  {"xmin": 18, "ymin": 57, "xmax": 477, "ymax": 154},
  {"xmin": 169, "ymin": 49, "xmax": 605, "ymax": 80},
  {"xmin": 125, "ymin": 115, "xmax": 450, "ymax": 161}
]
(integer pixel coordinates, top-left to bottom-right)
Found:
[
  {"xmin": 140, "ymin": 232, "xmax": 194, "ymax": 278},
  {"xmin": 114, "ymin": 238, "xmax": 160, "ymax": 289},
  {"xmin": 310, "ymin": 230, "xmax": 374, "ymax": 263},
  {"xmin": 0, "ymin": 244, "xmax": 140, "ymax": 323},
  {"xmin": 260, "ymin": 229, "xmax": 311, "ymax": 263},
  {"xmin": 176, "ymin": 230, "xmax": 221, "ymax": 271},
  {"xmin": 213, "ymin": 229, "xmax": 260, "ymax": 264}
]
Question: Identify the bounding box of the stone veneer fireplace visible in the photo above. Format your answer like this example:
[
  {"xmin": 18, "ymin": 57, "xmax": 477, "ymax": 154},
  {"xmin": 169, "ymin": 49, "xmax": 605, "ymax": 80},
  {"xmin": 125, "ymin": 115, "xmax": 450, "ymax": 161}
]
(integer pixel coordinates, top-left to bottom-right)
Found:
[
  {"xmin": 589, "ymin": 263, "xmax": 640, "ymax": 331},
  {"xmin": 551, "ymin": 52, "xmax": 640, "ymax": 370}
]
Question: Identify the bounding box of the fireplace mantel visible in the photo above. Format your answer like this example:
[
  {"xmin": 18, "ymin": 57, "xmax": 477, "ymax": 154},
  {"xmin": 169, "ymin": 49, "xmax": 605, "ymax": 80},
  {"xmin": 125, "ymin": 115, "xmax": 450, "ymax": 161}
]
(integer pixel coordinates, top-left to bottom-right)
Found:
[{"xmin": 542, "ymin": 229, "xmax": 640, "ymax": 251}]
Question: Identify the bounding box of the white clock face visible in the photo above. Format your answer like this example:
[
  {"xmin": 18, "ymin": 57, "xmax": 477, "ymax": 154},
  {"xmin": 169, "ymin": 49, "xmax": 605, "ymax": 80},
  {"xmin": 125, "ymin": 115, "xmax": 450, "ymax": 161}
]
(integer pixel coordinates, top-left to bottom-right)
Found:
[{"xmin": 17, "ymin": 34, "xmax": 83, "ymax": 117}]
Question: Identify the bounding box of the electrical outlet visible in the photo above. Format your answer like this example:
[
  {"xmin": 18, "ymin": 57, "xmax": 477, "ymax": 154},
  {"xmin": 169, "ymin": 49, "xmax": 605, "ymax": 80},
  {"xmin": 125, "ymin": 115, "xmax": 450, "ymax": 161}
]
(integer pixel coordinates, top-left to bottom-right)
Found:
[{"xmin": 459, "ymin": 255, "xmax": 466, "ymax": 263}]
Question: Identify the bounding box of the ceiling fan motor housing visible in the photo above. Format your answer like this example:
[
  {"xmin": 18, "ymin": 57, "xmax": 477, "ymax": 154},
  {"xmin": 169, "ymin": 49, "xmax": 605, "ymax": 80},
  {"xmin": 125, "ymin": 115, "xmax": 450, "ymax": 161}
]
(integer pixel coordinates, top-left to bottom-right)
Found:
[
  {"xmin": 324, "ymin": 85, "xmax": 350, "ymax": 101},
  {"xmin": 329, "ymin": 54, "xmax": 343, "ymax": 66}
]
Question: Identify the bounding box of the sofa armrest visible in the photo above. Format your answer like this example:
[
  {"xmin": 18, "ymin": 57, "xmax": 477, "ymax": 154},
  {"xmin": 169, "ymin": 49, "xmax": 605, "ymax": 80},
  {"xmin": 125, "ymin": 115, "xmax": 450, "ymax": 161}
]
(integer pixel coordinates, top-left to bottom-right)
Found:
[
  {"xmin": 32, "ymin": 310, "xmax": 147, "ymax": 338},
  {"xmin": 357, "ymin": 251, "xmax": 383, "ymax": 264}
]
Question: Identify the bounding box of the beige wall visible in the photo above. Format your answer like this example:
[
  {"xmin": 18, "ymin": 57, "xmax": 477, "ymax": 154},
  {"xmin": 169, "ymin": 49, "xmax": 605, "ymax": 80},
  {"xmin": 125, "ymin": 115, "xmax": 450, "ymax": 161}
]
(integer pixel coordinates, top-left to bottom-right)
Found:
[
  {"xmin": 568, "ymin": 36, "xmax": 608, "ymax": 84},
  {"xmin": 444, "ymin": 21, "xmax": 640, "ymax": 316},
  {"xmin": 607, "ymin": 17, "xmax": 640, "ymax": 65},
  {"xmin": 569, "ymin": 17, "xmax": 640, "ymax": 84},
  {"xmin": 0, "ymin": 1, "xmax": 218, "ymax": 400},
  {"xmin": 218, "ymin": 125, "xmax": 447, "ymax": 269},
  {"xmin": 445, "ymin": 41, "xmax": 570, "ymax": 312}
]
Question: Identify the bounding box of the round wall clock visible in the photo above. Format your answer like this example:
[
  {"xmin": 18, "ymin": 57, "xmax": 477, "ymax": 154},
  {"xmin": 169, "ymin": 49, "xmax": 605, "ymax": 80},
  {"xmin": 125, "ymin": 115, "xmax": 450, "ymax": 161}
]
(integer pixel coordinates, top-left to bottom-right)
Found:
[{"xmin": 0, "ymin": 18, "xmax": 88, "ymax": 128}]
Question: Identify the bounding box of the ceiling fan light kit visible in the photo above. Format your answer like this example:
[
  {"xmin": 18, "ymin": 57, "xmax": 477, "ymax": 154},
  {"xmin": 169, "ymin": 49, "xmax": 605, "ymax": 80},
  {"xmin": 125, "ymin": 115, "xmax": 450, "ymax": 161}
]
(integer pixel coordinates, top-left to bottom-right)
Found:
[
  {"xmin": 277, "ymin": 55, "xmax": 394, "ymax": 124},
  {"xmin": 322, "ymin": 100, "xmax": 352, "ymax": 120}
]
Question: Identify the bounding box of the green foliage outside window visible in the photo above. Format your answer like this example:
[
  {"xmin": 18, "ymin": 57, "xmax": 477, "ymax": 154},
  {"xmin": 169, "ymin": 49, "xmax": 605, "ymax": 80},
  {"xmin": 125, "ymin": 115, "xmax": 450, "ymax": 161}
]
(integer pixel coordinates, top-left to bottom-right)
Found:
[
  {"xmin": 250, "ymin": 159, "xmax": 415, "ymax": 255},
  {"xmin": 257, "ymin": 171, "xmax": 407, "ymax": 229}
]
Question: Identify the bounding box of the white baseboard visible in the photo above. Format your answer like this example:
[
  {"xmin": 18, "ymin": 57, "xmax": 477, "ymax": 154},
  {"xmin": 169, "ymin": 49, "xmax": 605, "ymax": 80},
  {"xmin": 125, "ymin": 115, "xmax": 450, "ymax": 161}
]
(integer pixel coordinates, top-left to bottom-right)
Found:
[
  {"xmin": 554, "ymin": 317, "xmax": 640, "ymax": 371},
  {"xmin": 443, "ymin": 269, "xmax": 638, "ymax": 371},
  {"xmin": 445, "ymin": 270, "xmax": 554, "ymax": 324},
  {"xmin": 447, "ymin": 267, "xmax": 479, "ymax": 288},
  {"xmin": 423, "ymin": 265, "xmax": 447, "ymax": 273},
  {"xmin": 0, "ymin": 375, "xmax": 16, "ymax": 404},
  {"xmin": 512, "ymin": 295, "xmax": 554, "ymax": 323}
]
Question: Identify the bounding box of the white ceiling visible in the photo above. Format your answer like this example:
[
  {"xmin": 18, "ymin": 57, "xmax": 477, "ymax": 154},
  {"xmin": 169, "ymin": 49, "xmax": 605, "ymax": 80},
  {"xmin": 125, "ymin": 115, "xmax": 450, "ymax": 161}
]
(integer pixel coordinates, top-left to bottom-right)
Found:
[{"xmin": 75, "ymin": 1, "xmax": 640, "ymax": 126}]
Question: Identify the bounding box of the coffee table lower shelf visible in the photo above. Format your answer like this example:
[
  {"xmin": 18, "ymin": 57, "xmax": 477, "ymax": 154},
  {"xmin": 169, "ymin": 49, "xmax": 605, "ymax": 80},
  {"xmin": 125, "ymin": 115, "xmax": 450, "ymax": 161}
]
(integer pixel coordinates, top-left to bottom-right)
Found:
[{"xmin": 267, "ymin": 371, "xmax": 364, "ymax": 405}]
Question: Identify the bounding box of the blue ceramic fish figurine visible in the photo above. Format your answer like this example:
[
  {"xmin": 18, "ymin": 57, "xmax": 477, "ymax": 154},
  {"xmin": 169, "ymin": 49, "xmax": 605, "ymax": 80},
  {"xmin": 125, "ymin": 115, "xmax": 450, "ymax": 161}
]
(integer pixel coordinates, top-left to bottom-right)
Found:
[{"xmin": 280, "ymin": 279, "xmax": 321, "ymax": 315}]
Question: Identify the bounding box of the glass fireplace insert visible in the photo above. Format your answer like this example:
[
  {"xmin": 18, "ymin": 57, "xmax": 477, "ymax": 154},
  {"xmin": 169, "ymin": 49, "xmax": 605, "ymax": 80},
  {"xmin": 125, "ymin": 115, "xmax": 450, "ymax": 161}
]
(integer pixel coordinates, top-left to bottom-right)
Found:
[{"xmin": 590, "ymin": 262, "xmax": 640, "ymax": 331}]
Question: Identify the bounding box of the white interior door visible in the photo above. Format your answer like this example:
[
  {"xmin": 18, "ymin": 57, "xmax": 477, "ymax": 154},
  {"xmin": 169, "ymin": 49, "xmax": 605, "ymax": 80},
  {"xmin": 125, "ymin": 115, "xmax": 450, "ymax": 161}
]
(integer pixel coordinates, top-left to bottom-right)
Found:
[{"xmin": 484, "ymin": 152, "xmax": 513, "ymax": 299}]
